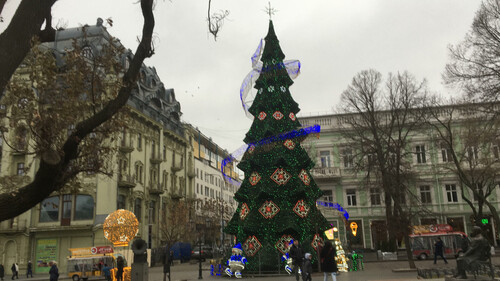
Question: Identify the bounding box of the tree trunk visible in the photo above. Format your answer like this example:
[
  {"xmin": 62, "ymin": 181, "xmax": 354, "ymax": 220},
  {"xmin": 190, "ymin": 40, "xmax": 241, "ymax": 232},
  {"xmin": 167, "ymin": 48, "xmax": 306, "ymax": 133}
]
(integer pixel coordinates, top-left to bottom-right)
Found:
[
  {"xmin": 384, "ymin": 191, "xmax": 397, "ymax": 250},
  {"xmin": 404, "ymin": 233, "xmax": 415, "ymax": 269}
]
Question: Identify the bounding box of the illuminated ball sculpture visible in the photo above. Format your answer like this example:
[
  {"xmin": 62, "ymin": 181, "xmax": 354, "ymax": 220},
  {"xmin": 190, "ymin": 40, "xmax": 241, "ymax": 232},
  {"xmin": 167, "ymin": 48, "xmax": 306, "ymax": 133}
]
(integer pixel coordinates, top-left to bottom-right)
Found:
[{"xmin": 103, "ymin": 209, "xmax": 139, "ymax": 247}]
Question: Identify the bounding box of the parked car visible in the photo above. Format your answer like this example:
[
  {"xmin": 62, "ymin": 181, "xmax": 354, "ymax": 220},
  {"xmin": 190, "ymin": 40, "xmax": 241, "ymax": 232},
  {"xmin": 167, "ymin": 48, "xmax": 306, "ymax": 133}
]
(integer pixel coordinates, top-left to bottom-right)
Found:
[{"xmin": 191, "ymin": 245, "xmax": 213, "ymax": 261}]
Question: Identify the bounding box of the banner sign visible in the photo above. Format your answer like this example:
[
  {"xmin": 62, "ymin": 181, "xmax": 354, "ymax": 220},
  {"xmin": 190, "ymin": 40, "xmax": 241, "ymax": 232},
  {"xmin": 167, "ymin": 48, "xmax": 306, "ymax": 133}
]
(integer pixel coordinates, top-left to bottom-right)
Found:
[
  {"xmin": 412, "ymin": 224, "xmax": 453, "ymax": 234},
  {"xmin": 35, "ymin": 239, "xmax": 57, "ymax": 273},
  {"xmin": 69, "ymin": 246, "xmax": 114, "ymax": 256}
]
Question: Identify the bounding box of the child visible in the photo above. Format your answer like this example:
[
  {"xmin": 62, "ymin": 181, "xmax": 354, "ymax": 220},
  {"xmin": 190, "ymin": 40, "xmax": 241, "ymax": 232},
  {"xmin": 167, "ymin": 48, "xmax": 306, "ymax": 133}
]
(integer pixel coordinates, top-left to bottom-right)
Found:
[{"xmin": 302, "ymin": 253, "xmax": 313, "ymax": 281}]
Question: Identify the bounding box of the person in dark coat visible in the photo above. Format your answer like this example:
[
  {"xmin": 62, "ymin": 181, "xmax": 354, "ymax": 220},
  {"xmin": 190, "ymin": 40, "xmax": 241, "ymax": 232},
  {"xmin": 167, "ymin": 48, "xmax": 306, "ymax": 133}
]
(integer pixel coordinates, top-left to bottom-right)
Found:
[
  {"xmin": 10, "ymin": 263, "xmax": 17, "ymax": 280},
  {"xmin": 48, "ymin": 261, "xmax": 58, "ymax": 281},
  {"xmin": 116, "ymin": 256, "xmax": 124, "ymax": 281},
  {"xmin": 434, "ymin": 237, "xmax": 448, "ymax": 264},
  {"xmin": 320, "ymin": 241, "xmax": 338, "ymax": 281},
  {"xmin": 26, "ymin": 261, "xmax": 32, "ymax": 278},
  {"xmin": 102, "ymin": 264, "xmax": 112, "ymax": 281},
  {"xmin": 290, "ymin": 240, "xmax": 304, "ymax": 281},
  {"xmin": 0, "ymin": 263, "xmax": 5, "ymax": 281},
  {"xmin": 302, "ymin": 253, "xmax": 313, "ymax": 281}
]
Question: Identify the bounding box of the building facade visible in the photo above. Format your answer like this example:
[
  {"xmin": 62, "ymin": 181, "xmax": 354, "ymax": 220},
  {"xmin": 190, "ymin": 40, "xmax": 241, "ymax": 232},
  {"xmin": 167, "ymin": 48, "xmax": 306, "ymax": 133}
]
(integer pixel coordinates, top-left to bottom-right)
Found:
[
  {"xmin": 184, "ymin": 124, "xmax": 241, "ymax": 249},
  {"xmin": 299, "ymin": 108, "xmax": 500, "ymax": 250},
  {"xmin": 0, "ymin": 19, "xmax": 193, "ymax": 274}
]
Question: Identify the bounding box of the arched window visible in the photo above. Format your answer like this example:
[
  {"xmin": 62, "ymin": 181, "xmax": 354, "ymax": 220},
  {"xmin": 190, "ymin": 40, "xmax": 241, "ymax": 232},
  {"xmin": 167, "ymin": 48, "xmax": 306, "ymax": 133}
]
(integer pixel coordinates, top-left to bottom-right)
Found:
[{"xmin": 74, "ymin": 195, "xmax": 94, "ymax": 220}]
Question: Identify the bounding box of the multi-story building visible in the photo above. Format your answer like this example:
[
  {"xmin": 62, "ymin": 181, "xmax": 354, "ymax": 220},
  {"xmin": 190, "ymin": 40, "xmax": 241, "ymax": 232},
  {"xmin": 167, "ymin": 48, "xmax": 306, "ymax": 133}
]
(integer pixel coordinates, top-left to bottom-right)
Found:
[
  {"xmin": 0, "ymin": 19, "xmax": 193, "ymax": 274},
  {"xmin": 184, "ymin": 124, "xmax": 241, "ymax": 248},
  {"xmin": 299, "ymin": 107, "xmax": 500, "ymax": 250}
]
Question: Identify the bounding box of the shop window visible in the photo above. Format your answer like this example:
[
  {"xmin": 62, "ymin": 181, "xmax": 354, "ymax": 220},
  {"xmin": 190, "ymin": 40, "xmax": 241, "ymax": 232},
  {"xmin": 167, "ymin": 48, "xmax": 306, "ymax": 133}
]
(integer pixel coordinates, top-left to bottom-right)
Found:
[
  {"xmin": 39, "ymin": 196, "xmax": 59, "ymax": 222},
  {"xmin": 420, "ymin": 218, "xmax": 437, "ymax": 225},
  {"xmin": 346, "ymin": 219, "xmax": 364, "ymax": 248},
  {"xmin": 447, "ymin": 217, "xmax": 465, "ymax": 233},
  {"xmin": 74, "ymin": 195, "xmax": 94, "ymax": 220}
]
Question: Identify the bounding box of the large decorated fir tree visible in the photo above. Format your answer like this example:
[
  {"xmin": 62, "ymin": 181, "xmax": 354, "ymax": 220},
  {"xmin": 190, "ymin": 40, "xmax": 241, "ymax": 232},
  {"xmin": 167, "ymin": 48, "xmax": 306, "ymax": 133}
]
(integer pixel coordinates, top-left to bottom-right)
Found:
[{"xmin": 225, "ymin": 20, "xmax": 330, "ymax": 272}]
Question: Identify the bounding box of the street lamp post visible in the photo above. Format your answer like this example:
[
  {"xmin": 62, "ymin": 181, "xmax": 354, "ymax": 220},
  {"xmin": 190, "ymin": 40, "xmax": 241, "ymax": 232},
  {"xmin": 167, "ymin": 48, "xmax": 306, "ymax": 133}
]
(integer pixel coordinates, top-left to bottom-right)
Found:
[{"xmin": 198, "ymin": 237, "xmax": 203, "ymax": 279}]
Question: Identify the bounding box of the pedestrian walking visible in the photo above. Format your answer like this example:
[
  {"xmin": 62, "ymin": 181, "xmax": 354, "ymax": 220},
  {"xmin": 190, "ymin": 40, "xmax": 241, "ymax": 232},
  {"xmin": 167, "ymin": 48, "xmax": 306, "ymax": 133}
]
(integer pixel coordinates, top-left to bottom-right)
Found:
[
  {"xmin": 434, "ymin": 237, "xmax": 448, "ymax": 264},
  {"xmin": 102, "ymin": 264, "xmax": 112, "ymax": 281},
  {"xmin": 48, "ymin": 261, "xmax": 59, "ymax": 281},
  {"xmin": 0, "ymin": 263, "xmax": 5, "ymax": 281},
  {"xmin": 10, "ymin": 263, "xmax": 17, "ymax": 280},
  {"xmin": 26, "ymin": 260, "xmax": 32, "ymax": 278},
  {"xmin": 302, "ymin": 253, "xmax": 313, "ymax": 281},
  {"xmin": 116, "ymin": 256, "xmax": 124, "ymax": 281},
  {"xmin": 320, "ymin": 241, "xmax": 338, "ymax": 281},
  {"xmin": 290, "ymin": 240, "xmax": 304, "ymax": 281}
]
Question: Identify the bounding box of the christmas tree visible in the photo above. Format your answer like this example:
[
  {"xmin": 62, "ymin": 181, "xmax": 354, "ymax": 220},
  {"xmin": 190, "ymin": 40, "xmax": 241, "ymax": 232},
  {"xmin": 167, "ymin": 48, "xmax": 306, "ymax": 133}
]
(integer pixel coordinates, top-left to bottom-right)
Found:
[{"xmin": 225, "ymin": 20, "xmax": 330, "ymax": 272}]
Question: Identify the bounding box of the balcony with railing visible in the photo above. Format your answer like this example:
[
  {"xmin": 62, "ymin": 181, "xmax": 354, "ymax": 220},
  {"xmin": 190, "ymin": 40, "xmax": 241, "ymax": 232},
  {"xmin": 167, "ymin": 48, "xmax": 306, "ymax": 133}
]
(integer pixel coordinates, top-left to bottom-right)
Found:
[
  {"xmin": 171, "ymin": 162, "xmax": 183, "ymax": 173},
  {"xmin": 119, "ymin": 139, "xmax": 134, "ymax": 153},
  {"xmin": 169, "ymin": 186, "xmax": 184, "ymax": 200},
  {"xmin": 310, "ymin": 167, "xmax": 341, "ymax": 179},
  {"xmin": 150, "ymin": 152, "xmax": 163, "ymax": 164},
  {"xmin": 149, "ymin": 181, "xmax": 164, "ymax": 195},
  {"xmin": 118, "ymin": 173, "xmax": 136, "ymax": 188}
]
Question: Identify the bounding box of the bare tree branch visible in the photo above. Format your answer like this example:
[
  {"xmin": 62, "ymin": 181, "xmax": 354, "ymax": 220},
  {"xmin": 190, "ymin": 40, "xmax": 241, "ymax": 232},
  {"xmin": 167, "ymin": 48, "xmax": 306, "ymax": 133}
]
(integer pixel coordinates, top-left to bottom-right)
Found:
[
  {"xmin": 0, "ymin": 0, "xmax": 58, "ymax": 96},
  {"xmin": 0, "ymin": 0, "xmax": 155, "ymax": 222}
]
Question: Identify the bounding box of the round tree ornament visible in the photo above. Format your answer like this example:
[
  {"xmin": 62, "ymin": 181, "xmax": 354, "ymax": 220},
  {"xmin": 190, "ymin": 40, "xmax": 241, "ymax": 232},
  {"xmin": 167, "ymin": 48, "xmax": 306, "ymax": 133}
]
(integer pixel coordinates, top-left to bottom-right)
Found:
[{"xmin": 103, "ymin": 209, "xmax": 139, "ymax": 247}]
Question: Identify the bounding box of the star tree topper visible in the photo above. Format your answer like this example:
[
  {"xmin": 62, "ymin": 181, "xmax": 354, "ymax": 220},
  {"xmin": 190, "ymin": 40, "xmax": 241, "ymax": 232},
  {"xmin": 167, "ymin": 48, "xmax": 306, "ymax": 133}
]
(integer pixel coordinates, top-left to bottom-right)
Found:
[{"xmin": 264, "ymin": 2, "xmax": 278, "ymax": 20}]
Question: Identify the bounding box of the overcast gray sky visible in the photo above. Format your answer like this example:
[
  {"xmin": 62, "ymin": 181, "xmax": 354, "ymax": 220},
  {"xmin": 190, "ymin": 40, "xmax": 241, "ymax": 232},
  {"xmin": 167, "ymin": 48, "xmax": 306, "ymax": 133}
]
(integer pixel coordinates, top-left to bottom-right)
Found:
[{"xmin": 2, "ymin": 0, "xmax": 480, "ymax": 154}]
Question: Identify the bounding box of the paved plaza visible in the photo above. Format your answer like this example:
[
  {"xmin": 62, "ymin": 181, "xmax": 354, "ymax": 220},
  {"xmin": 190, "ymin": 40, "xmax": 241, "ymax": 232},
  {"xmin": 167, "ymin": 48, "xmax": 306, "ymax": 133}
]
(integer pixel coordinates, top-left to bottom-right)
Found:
[
  {"xmin": 12, "ymin": 255, "xmax": 500, "ymax": 281},
  {"xmin": 152, "ymin": 254, "xmax": 500, "ymax": 281},
  {"xmin": 152, "ymin": 260, "xmax": 442, "ymax": 281}
]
